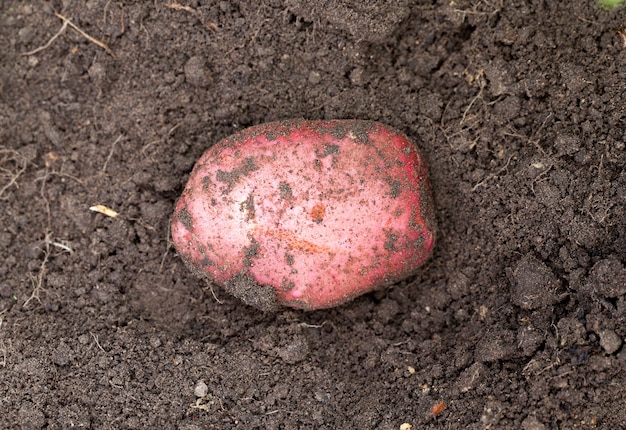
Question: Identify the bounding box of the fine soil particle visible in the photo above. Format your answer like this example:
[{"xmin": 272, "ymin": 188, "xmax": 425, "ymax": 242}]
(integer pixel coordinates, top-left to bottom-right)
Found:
[{"xmin": 1, "ymin": 0, "xmax": 626, "ymax": 428}]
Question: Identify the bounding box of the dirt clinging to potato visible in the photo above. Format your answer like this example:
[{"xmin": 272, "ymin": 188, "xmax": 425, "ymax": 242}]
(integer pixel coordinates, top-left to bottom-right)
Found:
[{"xmin": 224, "ymin": 271, "xmax": 279, "ymax": 312}]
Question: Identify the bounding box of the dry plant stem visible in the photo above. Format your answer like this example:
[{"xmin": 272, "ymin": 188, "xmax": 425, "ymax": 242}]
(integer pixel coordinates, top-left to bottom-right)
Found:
[
  {"xmin": 209, "ymin": 285, "xmax": 224, "ymax": 304},
  {"xmin": 0, "ymin": 149, "xmax": 28, "ymax": 199},
  {"xmin": 34, "ymin": 169, "xmax": 53, "ymax": 234},
  {"xmin": 54, "ymin": 12, "xmax": 114, "ymax": 56},
  {"xmin": 21, "ymin": 19, "xmax": 69, "ymax": 56},
  {"xmin": 90, "ymin": 332, "xmax": 106, "ymax": 353},
  {"xmin": 23, "ymin": 241, "xmax": 50, "ymax": 309},
  {"xmin": 23, "ymin": 166, "xmax": 63, "ymax": 309},
  {"xmin": 47, "ymin": 237, "xmax": 74, "ymax": 254},
  {"xmin": 22, "ymin": 12, "xmax": 114, "ymax": 57},
  {"xmin": 472, "ymin": 155, "xmax": 513, "ymax": 191},
  {"xmin": 0, "ymin": 316, "xmax": 6, "ymax": 367},
  {"xmin": 460, "ymin": 78, "xmax": 485, "ymax": 126},
  {"xmin": 102, "ymin": 134, "xmax": 124, "ymax": 174},
  {"xmin": 159, "ymin": 223, "xmax": 173, "ymax": 272},
  {"xmin": 0, "ymin": 339, "xmax": 6, "ymax": 367},
  {"xmin": 166, "ymin": 3, "xmax": 197, "ymax": 13}
]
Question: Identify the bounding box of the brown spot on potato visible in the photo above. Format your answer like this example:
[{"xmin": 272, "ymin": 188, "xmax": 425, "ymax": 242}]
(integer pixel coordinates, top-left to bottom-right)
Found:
[
  {"xmin": 200, "ymin": 257, "xmax": 215, "ymax": 268},
  {"xmin": 261, "ymin": 227, "xmax": 331, "ymax": 254},
  {"xmin": 310, "ymin": 203, "xmax": 325, "ymax": 223},
  {"xmin": 201, "ymin": 175, "xmax": 213, "ymax": 191},
  {"xmin": 316, "ymin": 143, "xmax": 340, "ymax": 158},
  {"xmin": 176, "ymin": 206, "xmax": 193, "ymax": 231},
  {"xmin": 281, "ymin": 278, "xmax": 295, "ymax": 291},
  {"xmin": 385, "ymin": 177, "xmax": 401, "ymax": 198},
  {"xmin": 384, "ymin": 231, "xmax": 398, "ymax": 252},
  {"xmin": 215, "ymin": 156, "xmax": 259, "ymax": 193},
  {"xmin": 279, "ymin": 181, "xmax": 293, "ymax": 199},
  {"xmin": 240, "ymin": 194, "xmax": 255, "ymax": 221},
  {"xmin": 347, "ymin": 121, "xmax": 374, "ymax": 144},
  {"xmin": 243, "ymin": 238, "xmax": 259, "ymax": 267},
  {"xmin": 330, "ymin": 124, "xmax": 347, "ymax": 140},
  {"xmin": 285, "ymin": 252, "xmax": 295, "ymax": 266}
]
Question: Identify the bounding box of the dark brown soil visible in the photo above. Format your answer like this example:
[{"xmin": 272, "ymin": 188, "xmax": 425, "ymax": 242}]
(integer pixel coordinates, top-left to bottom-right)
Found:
[{"xmin": 2, "ymin": 1, "xmax": 625, "ymax": 428}]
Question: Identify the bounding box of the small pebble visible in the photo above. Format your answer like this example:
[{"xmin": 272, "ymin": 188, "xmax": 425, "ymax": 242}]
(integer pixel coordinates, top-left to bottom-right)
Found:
[
  {"xmin": 599, "ymin": 329, "xmax": 622, "ymax": 354},
  {"xmin": 308, "ymin": 70, "xmax": 321, "ymax": 85},
  {"xmin": 457, "ymin": 362, "xmax": 485, "ymax": 393},
  {"xmin": 51, "ymin": 342, "xmax": 72, "ymax": 367},
  {"xmin": 149, "ymin": 336, "xmax": 162, "ymax": 348},
  {"xmin": 521, "ymin": 415, "xmax": 546, "ymax": 430},
  {"xmin": 88, "ymin": 62, "xmax": 106, "ymax": 85},
  {"xmin": 184, "ymin": 56, "xmax": 211, "ymax": 88},
  {"xmin": 194, "ymin": 380, "xmax": 209, "ymax": 398}
]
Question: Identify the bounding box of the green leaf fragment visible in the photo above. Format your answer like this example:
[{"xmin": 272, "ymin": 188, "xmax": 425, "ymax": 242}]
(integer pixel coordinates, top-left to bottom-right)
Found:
[{"xmin": 598, "ymin": 0, "xmax": 626, "ymax": 9}]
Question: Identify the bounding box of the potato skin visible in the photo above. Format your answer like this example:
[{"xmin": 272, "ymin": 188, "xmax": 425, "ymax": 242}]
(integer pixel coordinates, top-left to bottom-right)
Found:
[{"xmin": 171, "ymin": 119, "xmax": 435, "ymax": 310}]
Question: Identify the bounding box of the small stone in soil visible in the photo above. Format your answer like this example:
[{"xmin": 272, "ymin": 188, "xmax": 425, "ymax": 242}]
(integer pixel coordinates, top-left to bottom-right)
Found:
[
  {"xmin": 194, "ymin": 380, "xmax": 208, "ymax": 398},
  {"xmin": 599, "ymin": 329, "xmax": 622, "ymax": 354}
]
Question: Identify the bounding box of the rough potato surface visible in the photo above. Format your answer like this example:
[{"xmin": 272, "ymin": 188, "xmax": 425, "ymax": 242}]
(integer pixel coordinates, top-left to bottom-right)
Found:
[{"xmin": 171, "ymin": 119, "xmax": 435, "ymax": 310}]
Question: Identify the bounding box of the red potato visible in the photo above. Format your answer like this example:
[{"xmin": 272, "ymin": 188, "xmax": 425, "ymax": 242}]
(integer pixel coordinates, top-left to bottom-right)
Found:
[{"xmin": 171, "ymin": 119, "xmax": 435, "ymax": 310}]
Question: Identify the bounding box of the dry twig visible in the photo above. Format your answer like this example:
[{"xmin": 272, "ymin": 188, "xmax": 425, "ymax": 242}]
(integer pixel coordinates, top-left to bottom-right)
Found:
[
  {"xmin": 0, "ymin": 316, "xmax": 7, "ymax": 367},
  {"xmin": 102, "ymin": 134, "xmax": 124, "ymax": 174},
  {"xmin": 166, "ymin": 3, "xmax": 197, "ymax": 13},
  {"xmin": 22, "ymin": 12, "xmax": 114, "ymax": 57},
  {"xmin": 23, "ymin": 241, "xmax": 50, "ymax": 309},
  {"xmin": 0, "ymin": 148, "xmax": 27, "ymax": 199}
]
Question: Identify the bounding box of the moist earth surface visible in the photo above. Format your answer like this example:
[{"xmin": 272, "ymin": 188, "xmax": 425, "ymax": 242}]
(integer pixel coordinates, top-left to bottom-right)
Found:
[{"xmin": 1, "ymin": 0, "xmax": 625, "ymax": 428}]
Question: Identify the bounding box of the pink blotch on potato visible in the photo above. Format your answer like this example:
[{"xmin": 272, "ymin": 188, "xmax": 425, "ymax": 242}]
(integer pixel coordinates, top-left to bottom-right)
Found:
[{"xmin": 171, "ymin": 119, "xmax": 435, "ymax": 310}]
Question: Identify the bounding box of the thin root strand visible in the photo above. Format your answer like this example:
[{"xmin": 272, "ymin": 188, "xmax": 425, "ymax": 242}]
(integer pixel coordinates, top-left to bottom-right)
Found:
[{"xmin": 22, "ymin": 12, "xmax": 114, "ymax": 57}]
